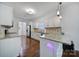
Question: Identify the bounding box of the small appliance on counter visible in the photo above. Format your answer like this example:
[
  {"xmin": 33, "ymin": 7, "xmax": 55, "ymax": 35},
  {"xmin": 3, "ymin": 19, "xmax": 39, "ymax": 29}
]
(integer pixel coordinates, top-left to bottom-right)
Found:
[{"xmin": 0, "ymin": 28, "xmax": 5, "ymax": 39}]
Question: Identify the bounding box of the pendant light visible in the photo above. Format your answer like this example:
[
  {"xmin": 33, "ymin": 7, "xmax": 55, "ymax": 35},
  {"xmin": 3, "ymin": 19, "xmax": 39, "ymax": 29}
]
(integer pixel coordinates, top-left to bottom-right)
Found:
[{"xmin": 57, "ymin": 2, "xmax": 62, "ymax": 20}]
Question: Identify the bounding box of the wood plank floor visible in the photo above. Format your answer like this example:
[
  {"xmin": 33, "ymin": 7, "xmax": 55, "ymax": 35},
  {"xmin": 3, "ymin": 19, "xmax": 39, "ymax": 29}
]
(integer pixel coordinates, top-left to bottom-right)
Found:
[
  {"xmin": 62, "ymin": 50, "xmax": 79, "ymax": 57},
  {"xmin": 19, "ymin": 37, "xmax": 40, "ymax": 57}
]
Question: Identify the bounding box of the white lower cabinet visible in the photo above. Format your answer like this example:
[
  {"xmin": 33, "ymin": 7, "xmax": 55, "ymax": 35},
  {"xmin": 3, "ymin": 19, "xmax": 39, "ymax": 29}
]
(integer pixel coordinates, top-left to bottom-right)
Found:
[{"xmin": 0, "ymin": 37, "xmax": 21, "ymax": 57}]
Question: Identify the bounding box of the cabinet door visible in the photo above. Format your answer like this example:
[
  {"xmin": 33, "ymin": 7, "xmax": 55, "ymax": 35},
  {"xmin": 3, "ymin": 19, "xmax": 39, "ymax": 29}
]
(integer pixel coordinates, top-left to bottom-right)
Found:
[{"xmin": 0, "ymin": 4, "xmax": 13, "ymax": 26}]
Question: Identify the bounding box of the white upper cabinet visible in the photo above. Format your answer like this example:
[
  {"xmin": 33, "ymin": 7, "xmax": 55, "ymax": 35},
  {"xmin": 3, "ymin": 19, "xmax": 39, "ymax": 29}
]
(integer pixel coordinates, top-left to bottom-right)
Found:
[{"xmin": 0, "ymin": 4, "xmax": 13, "ymax": 26}]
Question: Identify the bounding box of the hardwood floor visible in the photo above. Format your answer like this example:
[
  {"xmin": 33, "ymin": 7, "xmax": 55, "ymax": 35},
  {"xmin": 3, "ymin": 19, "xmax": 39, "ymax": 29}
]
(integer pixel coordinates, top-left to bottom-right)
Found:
[
  {"xmin": 19, "ymin": 37, "xmax": 40, "ymax": 57},
  {"xmin": 62, "ymin": 50, "xmax": 79, "ymax": 57}
]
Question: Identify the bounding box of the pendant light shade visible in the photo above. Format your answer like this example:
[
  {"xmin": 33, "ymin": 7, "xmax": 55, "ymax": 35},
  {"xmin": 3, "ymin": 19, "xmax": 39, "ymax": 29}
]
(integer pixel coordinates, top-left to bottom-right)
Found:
[{"xmin": 57, "ymin": 2, "xmax": 62, "ymax": 20}]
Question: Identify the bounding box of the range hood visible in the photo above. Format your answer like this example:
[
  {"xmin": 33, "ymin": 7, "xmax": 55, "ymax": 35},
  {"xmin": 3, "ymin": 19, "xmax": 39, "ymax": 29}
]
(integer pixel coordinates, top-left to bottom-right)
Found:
[
  {"xmin": 1, "ymin": 25, "xmax": 13, "ymax": 29},
  {"xmin": 1, "ymin": 21, "xmax": 13, "ymax": 29}
]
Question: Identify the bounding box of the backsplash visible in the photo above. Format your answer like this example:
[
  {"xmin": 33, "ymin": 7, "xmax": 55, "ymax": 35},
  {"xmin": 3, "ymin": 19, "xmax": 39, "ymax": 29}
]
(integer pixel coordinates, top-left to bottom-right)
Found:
[{"xmin": 45, "ymin": 27, "xmax": 62, "ymax": 39}]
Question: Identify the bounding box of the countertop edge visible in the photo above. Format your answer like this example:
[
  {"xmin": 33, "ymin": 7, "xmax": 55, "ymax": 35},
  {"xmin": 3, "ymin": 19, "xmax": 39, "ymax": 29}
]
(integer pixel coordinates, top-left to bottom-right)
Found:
[
  {"xmin": 40, "ymin": 36, "xmax": 71, "ymax": 45},
  {"xmin": 0, "ymin": 35, "xmax": 21, "ymax": 40}
]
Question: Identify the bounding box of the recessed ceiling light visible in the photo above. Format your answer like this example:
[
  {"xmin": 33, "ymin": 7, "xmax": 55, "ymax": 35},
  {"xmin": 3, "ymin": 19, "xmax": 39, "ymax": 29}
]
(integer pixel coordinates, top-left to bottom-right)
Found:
[{"xmin": 25, "ymin": 8, "xmax": 35, "ymax": 14}]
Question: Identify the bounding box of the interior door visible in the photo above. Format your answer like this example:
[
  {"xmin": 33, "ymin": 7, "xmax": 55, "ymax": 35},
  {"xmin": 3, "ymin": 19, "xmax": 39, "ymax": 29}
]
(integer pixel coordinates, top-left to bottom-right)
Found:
[{"xmin": 18, "ymin": 22, "xmax": 26, "ymax": 36}]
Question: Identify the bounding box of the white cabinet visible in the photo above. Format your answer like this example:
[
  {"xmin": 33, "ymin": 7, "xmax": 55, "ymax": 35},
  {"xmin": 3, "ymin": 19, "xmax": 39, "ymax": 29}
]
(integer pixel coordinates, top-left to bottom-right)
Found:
[
  {"xmin": 0, "ymin": 37, "xmax": 21, "ymax": 57},
  {"xmin": 40, "ymin": 38, "xmax": 63, "ymax": 57},
  {"xmin": 0, "ymin": 4, "xmax": 13, "ymax": 26}
]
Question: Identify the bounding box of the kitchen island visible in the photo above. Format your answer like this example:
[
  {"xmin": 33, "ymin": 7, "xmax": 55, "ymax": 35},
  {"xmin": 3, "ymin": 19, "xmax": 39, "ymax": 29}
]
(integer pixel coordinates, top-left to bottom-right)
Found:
[
  {"xmin": 30, "ymin": 27, "xmax": 72, "ymax": 57},
  {"xmin": 40, "ymin": 37, "xmax": 63, "ymax": 57},
  {"xmin": 0, "ymin": 34, "xmax": 21, "ymax": 57}
]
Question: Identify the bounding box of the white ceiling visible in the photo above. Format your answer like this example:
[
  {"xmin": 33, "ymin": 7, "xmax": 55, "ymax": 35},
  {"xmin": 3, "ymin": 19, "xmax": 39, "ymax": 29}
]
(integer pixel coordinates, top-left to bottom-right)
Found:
[
  {"xmin": 0, "ymin": 2, "xmax": 59, "ymax": 20},
  {"xmin": 0, "ymin": 2, "xmax": 78, "ymax": 22}
]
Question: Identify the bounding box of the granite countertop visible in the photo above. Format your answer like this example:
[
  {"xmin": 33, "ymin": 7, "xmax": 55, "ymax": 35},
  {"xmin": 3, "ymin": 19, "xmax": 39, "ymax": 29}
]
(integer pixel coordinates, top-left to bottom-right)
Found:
[{"xmin": 40, "ymin": 36, "xmax": 71, "ymax": 45}]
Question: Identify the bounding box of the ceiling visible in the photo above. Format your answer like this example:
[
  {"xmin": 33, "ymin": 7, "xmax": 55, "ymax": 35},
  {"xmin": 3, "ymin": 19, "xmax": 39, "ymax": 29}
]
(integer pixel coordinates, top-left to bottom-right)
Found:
[
  {"xmin": 0, "ymin": 2, "xmax": 78, "ymax": 22},
  {"xmin": 0, "ymin": 2, "xmax": 59, "ymax": 21}
]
